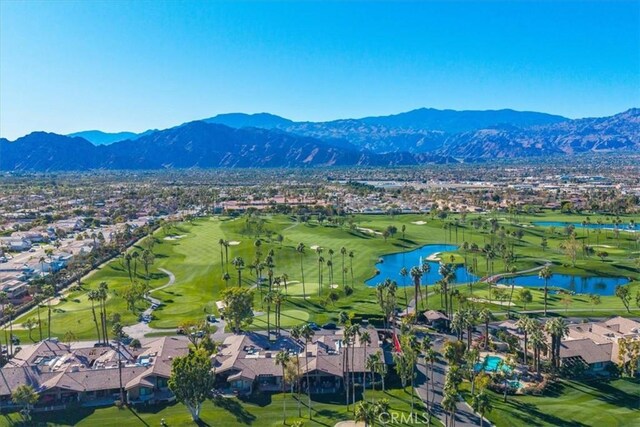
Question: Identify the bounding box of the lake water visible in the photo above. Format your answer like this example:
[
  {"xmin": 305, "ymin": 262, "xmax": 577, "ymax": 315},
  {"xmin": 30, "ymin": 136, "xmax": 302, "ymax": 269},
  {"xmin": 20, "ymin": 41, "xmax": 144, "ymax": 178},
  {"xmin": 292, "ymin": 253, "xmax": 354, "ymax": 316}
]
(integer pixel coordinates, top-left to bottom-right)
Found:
[
  {"xmin": 533, "ymin": 221, "xmax": 638, "ymax": 232},
  {"xmin": 365, "ymin": 244, "xmax": 479, "ymax": 287},
  {"xmin": 365, "ymin": 243, "xmax": 631, "ymax": 296},
  {"xmin": 500, "ymin": 273, "xmax": 630, "ymax": 296}
]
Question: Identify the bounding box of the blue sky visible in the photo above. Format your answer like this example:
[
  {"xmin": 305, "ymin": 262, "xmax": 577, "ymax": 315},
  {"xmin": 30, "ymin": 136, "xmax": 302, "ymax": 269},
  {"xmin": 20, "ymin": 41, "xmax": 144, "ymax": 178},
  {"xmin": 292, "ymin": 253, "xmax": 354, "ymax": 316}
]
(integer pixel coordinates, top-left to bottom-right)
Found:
[{"xmin": 1, "ymin": 0, "xmax": 639, "ymax": 139}]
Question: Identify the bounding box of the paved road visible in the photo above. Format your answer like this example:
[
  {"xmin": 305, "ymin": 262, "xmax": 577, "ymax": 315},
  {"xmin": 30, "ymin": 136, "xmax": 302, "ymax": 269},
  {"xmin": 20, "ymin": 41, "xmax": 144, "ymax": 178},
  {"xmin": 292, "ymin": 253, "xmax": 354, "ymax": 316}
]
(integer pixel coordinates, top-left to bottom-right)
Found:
[{"xmin": 415, "ymin": 333, "xmax": 490, "ymax": 427}]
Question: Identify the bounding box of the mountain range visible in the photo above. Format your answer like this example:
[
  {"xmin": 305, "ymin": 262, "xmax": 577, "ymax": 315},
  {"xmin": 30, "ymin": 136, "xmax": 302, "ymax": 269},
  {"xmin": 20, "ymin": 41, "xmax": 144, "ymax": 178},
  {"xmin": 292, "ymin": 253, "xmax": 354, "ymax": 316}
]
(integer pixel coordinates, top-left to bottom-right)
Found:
[{"xmin": 1, "ymin": 108, "xmax": 638, "ymax": 171}]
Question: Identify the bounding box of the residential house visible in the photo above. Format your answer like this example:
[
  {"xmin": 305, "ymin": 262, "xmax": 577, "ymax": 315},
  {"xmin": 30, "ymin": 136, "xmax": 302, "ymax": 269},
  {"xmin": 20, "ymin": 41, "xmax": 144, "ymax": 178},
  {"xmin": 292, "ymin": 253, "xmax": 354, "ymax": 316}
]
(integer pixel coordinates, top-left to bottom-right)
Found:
[{"xmin": 0, "ymin": 337, "xmax": 190, "ymax": 411}]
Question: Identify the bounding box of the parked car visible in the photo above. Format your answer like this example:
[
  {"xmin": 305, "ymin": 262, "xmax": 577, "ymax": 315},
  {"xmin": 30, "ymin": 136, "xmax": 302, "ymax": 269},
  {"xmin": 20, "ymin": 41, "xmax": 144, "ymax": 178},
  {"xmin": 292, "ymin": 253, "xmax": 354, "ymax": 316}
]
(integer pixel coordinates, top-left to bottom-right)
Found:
[
  {"xmin": 322, "ymin": 322, "xmax": 337, "ymax": 330},
  {"xmin": 207, "ymin": 315, "xmax": 218, "ymax": 323}
]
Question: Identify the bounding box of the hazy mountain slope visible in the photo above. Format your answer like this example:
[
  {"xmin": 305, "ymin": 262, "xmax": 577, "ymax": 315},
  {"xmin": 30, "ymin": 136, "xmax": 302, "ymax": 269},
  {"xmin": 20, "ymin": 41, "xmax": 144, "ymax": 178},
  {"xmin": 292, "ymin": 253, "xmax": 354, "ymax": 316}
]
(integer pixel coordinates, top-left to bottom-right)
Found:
[
  {"xmin": 204, "ymin": 113, "xmax": 294, "ymax": 129},
  {"xmin": 439, "ymin": 109, "xmax": 640, "ymax": 158},
  {"xmin": 67, "ymin": 130, "xmax": 139, "ymax": 145},
  {"xmin": 359, "ymin": 108, "xmax": 568, "ymax": 132},
  {"xmin": 0, "ymin": 132, "xmax": 100, "ymax": 170},
  {"xmin": 1, "ymin": 122, "xmax": 451, "ymax": 171},
  {"xmin": 204, "ymin": 108, "xmax": 569, "ymax": 153}
]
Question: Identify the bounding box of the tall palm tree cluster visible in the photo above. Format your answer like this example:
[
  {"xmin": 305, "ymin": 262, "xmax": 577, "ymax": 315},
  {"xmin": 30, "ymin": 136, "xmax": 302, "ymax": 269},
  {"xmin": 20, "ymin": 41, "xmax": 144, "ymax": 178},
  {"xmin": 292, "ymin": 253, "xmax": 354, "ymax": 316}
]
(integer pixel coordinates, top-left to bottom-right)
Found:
[{"xmin": 88, "ymin": 282, "xmax": 110, "ymax": 345}]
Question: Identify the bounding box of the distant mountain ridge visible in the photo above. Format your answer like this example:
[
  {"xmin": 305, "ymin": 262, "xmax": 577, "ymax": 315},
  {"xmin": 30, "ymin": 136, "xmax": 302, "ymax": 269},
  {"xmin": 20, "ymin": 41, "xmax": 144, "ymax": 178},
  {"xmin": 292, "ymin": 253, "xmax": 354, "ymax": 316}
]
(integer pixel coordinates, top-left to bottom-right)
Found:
[
  {"xmin": 439, "ymin": 108, "xmax": 640, "ymax": 158},
  {"xmin": 0, "ymin": 121, "xmax": 454, "ymax": 171},
  {"xmin": 67, "ymin": 129, "xmax": 157, "ymax": 145},
  {"xmin": 205, "ymin": 108, "xmax": 569, "ymax": 153},
  {"xmin": 1, "ymin": 107, "xmax": 637, "ymax": 171}
]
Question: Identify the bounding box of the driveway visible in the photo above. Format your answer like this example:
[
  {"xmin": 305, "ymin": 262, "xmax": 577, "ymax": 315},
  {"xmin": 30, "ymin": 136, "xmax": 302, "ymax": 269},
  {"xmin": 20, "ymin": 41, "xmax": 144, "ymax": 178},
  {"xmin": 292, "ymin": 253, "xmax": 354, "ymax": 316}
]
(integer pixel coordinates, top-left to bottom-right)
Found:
[{"xmin": 415, "ymin": 332, "xmax": 491, "ymax": 427}]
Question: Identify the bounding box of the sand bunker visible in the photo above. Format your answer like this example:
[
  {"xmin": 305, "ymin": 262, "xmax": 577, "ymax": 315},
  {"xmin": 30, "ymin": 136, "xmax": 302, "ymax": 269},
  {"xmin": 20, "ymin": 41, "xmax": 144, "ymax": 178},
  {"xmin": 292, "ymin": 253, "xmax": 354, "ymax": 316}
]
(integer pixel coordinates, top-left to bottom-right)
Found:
[
  {"xmin": 426, "ymin": 252, "xmax": 441, "ymax": 261},
  {"xmin": 357, "ymin": 227, "xmax": 382, "ymax": 235},
  {"xmin": 163, "ymin": 235, "xmax": 185, "ymax": 241},
  {"xmin": 411, "ymin": 220, "xmax": 427, "ymax": 225},
  {"xmin": 228, "ymin": 241, "xmax": 241, "ymax": 246},
  {"xmin": 469, "ymin": 297, "xmax": 515, "ymax": 306},
  {"xmin": 310, "ymin": 245, "xmax": 321, "ymax": 250}
]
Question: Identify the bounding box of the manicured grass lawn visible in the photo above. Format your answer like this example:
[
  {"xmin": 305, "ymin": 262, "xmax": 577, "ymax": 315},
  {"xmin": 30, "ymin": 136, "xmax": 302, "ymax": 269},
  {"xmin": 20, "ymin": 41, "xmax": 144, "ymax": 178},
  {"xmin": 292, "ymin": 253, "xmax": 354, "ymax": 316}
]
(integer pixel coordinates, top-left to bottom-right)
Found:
[
  {"xmin": 1, "ymin": 387, "xmax": 437, "ymax": 427},
  {"xmin": 460, "ymin": 378, "xmax": 640, "ymax": 427},
  {"xmin": 10, "ymin": 212, "xmax": 640, "ymax": 344}
]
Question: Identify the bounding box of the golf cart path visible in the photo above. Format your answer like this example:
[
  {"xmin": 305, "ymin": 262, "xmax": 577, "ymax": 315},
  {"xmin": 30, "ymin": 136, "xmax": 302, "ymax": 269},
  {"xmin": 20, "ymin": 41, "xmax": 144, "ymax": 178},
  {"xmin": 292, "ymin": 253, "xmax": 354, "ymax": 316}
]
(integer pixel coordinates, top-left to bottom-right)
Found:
[{"xmin": 123, "ymin": 268, "xmax": 176, "ymax": 339}]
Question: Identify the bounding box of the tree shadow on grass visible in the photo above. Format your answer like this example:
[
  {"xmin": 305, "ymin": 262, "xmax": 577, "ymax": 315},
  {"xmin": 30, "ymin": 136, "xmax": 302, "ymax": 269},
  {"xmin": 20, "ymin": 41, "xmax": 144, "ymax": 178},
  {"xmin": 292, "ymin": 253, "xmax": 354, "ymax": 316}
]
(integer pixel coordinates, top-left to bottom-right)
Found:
[
  {"xmin": 505, "ymin": 400, "xmax": 589, "ymax": 427},
  {"xmin": 347, "ymin": 231, "xmax": 373, "ymax": 240},
  {"xmin": 314, "ymin": 409, "xmax": 342, "ymax": 426},
  {"xmin": 212, "ymin": 397, "xmax": 256, "ymax": 424},
  {"xmin": 573, "ymin": 379, "xmax": 640, "ymax": 410}
]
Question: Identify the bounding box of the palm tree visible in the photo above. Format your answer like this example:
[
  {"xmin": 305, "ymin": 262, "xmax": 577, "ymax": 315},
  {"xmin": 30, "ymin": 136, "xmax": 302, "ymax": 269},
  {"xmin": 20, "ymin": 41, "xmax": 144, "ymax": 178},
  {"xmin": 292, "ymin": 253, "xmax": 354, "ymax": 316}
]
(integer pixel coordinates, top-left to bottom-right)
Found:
[
  {"xmin": 399, "ymin": 266, "xmax": 409, "ymax": 313},
  {"xmin": 33, "ymin": 294, "xmax": 44, "ymax": 342},
  {"xmin": 231, "ymin": 257, "xmax": 245, "ymax": 287},
  {"xmin": 545, "ymin": 317, "xmax": 568, "ymax": 370},
  {"xmin": 254, "ymin": 239, "xmax": 262, "ymax": 260},
  {"xmin": 350, "ymin": 324, "xmax": 361, "ymax": 412},
  {"xmin": 538, "ymin": 266, "xmax": 553, "ymax": 316},
  {"xmin": 218, "ymin": 238, "xmax": 225, "ymax": 268},
  {"xmin": 348, "ymin": 250, "xmax": 355, "ymax": 287},
  {"xmin": 264, "ymin": 291, "xmax": 274, "ymax": 339},
  {"xmin": 275, "ymin": 350, "xmax": 290, "ymax": 424},
  {"xmin": 297, "ymin": 243, "xmax": 306, "ymax": 298},
  {"xmin": 273, "ymin": 291, "xmax": 285, "ymax": 337},
  {"xmin": 463, "ymin": 308, "xmax": 477, "ymax": 350},
  {"xmin": 222, "ymin": 272, "xmax": 231, "ymax": 288},
  {"xmin": 421, "ymin": 261, "xmax": 431, "ymax": 309},
  {"xmin": 342, "ymin": 327, "xmax": 352, "ymax": 410},
  {"xmin": 355, "ymin": 402, "xmax": 377, "ymax": 427},
  {"xmin": 425, "ymin": 347, "xmax": 438, "ymax": 405},
  {"xmin": 5, "ymin": 304, "xmax": 15, "ymax": 355},
  {"xmin": 366, "ymin": 353, "xmax": 378, "ymax": 399},
  {"xmin": 290, "ymin": 325, "xmax": 303, "ymax": 417},
  {"xmin": 0, "ymin": 292, "xmax": 8, "ymax": 349},
  {"xmin": 410, "ymin": 266, "xmax": 423, "ymax": 316},
  {"xmin": 340, "ymin": 246, "xmax": 347, "ymax": 287},
  {"xmin": 442, "ymin": 383, "xmax": 457, "ymax": 427},
  {"xmin": 479, "ymin": 308, "xmax": 492, "ymax": 349},
  {"xmin": 98, "ymin": 282, "xmax": 109, "ymax": 343},
  {"xmin": 315, "ymin": 246, "xmax": 324, "ymax": 295},
  {"xmin": 471, "ymin": 391, "xmax": 492, "ymax": 427},
  {"xmin": 360, "ymin": 330, "xmax": 371, "ymax": 401},
  {"xmin": 43, "ymin": 284, "xmax": 55, "ymax": 340},
  {"xmin": 328, "ymin": 248, "xmax": 335, "ymax": 285},
  {"xmin": 529, "ymin": 328, "xmax": 547, "ymax": 374},
  {"xmin": 88, "ymin": 290, "xmax": 102, "ymax": 344},
  {"xmin": 223, "ymin": 240, "xmax": 230, "ymax": 271},
  {"xmin": 281, "ymin": 273, "xmax": 289, "ymax": 295},
  {"xmin": 515, "ymin": 316, "xmax": 532, "ymax": 366},
  {"xmin": 300, "ymin": 323, "xmax": 315, "ymax": 419}
]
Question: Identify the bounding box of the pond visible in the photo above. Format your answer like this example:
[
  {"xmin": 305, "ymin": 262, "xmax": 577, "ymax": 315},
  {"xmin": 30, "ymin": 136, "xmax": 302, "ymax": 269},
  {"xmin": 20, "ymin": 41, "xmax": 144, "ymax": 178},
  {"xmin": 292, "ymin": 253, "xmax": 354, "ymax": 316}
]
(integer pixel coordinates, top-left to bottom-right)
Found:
[
  {"xmin": 499, "ymin": 273, "xmax": 630, "ymax": 296},
  {"xmin": 365, "ymin": 244, "xmax": 478, "ymax": 287},
  {"xmin": 533, "ymin": 221, "xmax": 638, "ymax": 232}
]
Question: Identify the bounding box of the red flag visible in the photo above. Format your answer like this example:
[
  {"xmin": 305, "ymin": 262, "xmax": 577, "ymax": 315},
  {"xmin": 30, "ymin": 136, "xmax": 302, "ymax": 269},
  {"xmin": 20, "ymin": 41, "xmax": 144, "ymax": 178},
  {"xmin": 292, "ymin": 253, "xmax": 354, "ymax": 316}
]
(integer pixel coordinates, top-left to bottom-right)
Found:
[{"xmin": 393, "ymin": 331, "xmax": 402, "ymax": 353}]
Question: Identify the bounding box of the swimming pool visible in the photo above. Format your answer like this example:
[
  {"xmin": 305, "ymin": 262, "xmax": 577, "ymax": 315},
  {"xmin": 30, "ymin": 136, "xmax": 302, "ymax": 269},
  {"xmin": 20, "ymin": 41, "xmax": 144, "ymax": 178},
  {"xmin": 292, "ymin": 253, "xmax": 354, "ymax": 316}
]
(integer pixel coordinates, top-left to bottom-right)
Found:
[{"xmin": 474, "ymin": 355, "xmax": 510, "ymax": 373}]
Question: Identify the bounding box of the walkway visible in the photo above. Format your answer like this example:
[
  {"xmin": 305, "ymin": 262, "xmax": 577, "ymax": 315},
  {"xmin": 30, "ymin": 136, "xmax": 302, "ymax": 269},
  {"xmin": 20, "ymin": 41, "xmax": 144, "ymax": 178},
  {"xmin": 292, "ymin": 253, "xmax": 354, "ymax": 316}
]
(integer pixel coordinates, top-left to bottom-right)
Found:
[
  {"xmin": 123, "ymin": 268, "xmax": 177, "ymax": 339},
  {"xmin": 482, "ymin": 260, "xmax": 551, "ymax": 284}
]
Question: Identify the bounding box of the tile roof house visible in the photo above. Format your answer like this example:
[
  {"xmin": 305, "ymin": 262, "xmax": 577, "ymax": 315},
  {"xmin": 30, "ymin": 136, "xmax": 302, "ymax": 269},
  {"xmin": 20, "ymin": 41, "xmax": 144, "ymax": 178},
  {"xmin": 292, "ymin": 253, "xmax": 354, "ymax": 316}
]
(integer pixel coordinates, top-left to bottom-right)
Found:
[
  {"xmin": 0, "ymin": 337, "xmax": 189, "ymax": 411},
  {"xmin": 559, "ymin": 317, "xmax": 640, "ymax": 374},
  {"xmin": 213, "ymin": 328, "xmax": 385, "ymax": 395}
]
